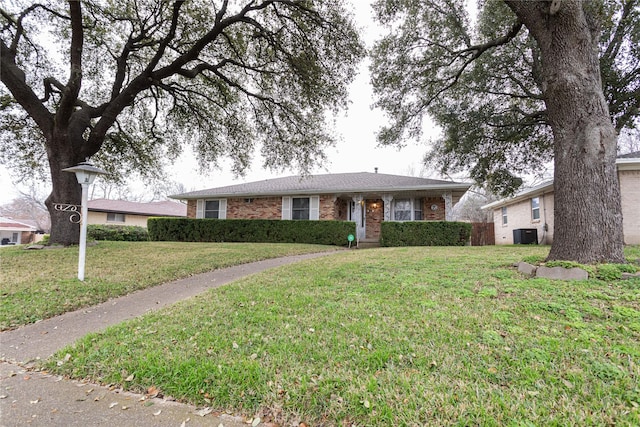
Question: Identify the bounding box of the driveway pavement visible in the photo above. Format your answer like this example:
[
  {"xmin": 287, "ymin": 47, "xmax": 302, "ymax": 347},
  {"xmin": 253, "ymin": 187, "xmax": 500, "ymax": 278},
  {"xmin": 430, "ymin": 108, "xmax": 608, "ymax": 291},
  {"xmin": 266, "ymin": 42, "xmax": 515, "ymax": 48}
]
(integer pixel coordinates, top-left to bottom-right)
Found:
[{"xmin": 0, "ymin": 251, "xmax": 337, "ymax": 426}]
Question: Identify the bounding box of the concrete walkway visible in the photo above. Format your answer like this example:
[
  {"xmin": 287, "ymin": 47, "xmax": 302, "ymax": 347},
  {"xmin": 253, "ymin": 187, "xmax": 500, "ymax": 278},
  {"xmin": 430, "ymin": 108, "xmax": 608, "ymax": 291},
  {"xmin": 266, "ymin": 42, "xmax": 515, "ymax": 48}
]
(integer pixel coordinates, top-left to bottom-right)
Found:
[{"xmin": 0, "ymin": 251, "xmax": 337, "ymax": 426}]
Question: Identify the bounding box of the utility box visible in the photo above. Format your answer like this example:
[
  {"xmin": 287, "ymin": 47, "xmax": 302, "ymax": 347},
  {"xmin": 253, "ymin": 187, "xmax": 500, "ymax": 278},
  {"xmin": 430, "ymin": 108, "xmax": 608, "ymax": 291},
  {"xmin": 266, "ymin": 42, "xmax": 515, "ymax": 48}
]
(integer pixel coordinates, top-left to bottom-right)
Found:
[{"xmin": 513, "ymin": 228, "xmax": 538, "ymax": 244}]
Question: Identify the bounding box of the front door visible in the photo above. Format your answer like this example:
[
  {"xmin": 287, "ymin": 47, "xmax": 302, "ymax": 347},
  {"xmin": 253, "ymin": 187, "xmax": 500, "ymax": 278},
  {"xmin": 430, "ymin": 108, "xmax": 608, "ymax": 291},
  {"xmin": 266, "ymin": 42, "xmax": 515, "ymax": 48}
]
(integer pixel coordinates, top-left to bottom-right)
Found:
[{"xmin": 365, "ymin": 199, "xmax": 383, "ymax": 241}]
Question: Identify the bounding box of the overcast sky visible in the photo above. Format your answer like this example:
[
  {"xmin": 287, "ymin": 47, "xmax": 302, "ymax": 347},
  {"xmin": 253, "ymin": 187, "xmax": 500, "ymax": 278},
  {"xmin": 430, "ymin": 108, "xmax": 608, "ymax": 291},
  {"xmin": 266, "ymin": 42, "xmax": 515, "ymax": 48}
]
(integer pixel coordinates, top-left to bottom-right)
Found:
[{"xmin": 0, "ymin": 1, "xmax": 443, "ymax": 205}]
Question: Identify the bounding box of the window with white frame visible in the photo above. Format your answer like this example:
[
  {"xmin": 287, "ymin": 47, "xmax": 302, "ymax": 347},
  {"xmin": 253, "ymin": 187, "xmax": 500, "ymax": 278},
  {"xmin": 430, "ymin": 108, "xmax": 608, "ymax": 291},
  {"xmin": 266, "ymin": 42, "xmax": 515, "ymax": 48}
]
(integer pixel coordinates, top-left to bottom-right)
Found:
[
  {"xmin": 394, "ymin": 199, "xmax": 412, "ymax": 221},
  {"xmin": 501, "ymin": 207, "xmax": 508, "ymax": 225},
  {"xmin": 107, "ymin": 213, "xmax": 125, "ymax": 223},
  {"xmin": 531, "ymin": 197, "xmax": 540, "ymax": 220},
  {"xmin": 204, "ymin": 200, "xmax": 220, "ymax": 218},
  {"xmin": 282, "ymin": 196, "xmax": 319, "ymax": 220},
  {"xmin": 292, "ymin": 197, "xmax": 310, "ymax": 220},
  {"xmin": 414, "ymin": 198, "xmax": 423, "ymax": 220},
  {"xmin": 196, "ymin": 199, "xmax": 226, "ymax": 219}
]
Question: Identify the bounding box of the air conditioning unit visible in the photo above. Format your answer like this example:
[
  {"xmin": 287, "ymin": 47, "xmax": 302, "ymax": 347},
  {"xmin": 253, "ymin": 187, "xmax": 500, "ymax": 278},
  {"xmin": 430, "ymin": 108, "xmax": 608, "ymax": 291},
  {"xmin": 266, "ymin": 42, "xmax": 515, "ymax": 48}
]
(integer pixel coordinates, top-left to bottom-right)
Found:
[{"xmin": 513, "ymin": 228, "xmax": 538, "ymax": 244}]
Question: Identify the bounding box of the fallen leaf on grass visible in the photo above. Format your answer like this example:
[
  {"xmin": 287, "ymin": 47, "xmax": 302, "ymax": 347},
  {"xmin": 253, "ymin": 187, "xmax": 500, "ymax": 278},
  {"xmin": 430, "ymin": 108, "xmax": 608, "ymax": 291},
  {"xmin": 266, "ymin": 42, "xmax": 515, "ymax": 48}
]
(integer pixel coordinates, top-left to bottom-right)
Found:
[
  {"xmin": 125, "ymin": 374, "xmax": 135, "ymax": 382},
  {"xmin": 146, "ymin": 385, "xmax": 160, "ymax": 398}
]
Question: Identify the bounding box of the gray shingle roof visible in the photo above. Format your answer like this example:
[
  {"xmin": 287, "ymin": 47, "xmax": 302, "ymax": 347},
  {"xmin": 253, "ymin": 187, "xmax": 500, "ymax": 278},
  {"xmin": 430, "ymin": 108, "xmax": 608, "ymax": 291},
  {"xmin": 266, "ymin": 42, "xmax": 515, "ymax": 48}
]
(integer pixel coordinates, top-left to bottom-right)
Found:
[
  {"xmin": 171, "ymin": 172, "xmax": 471, "ymax": 199},
  {"xmin": 87, "ymin": 199, "xmax": 187, "ymax": 217}
]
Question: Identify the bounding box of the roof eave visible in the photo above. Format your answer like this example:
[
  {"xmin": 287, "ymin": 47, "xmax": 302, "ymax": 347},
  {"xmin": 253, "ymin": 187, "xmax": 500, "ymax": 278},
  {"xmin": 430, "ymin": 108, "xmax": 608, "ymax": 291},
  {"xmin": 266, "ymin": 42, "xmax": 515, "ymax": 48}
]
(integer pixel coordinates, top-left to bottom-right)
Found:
[
  {"xmin": 482, "ymin": 183, "xmax": 555, "ymax": 210},
  {"xmin": 616, "ymin": 158, "xmax": 640, "ymax": 170},
  {"xmin": 88, "ymin": 208, "xmax": 184, "ymax": 217}
]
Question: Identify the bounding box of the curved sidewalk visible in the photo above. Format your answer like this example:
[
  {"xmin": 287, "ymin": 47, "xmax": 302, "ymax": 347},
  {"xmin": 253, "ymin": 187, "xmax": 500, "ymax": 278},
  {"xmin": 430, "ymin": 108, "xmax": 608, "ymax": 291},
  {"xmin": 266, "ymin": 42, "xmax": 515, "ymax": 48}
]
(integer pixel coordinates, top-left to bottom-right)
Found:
[{"xmin": 0, "ymin": 251, "xmax": 337, "ymax": 426}]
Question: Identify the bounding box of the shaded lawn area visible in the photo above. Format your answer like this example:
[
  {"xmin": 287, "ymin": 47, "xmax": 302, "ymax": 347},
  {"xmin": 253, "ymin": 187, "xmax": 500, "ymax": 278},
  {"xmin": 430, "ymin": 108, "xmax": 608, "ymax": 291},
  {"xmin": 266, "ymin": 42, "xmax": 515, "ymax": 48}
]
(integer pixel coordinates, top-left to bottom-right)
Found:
[
  {"xmin": 46, "ymin": 246, "xmax": 640, "ymax": 426},
  {"xmin": 0, "ymin": 241, "xmax": 339, "ymax": 330}
]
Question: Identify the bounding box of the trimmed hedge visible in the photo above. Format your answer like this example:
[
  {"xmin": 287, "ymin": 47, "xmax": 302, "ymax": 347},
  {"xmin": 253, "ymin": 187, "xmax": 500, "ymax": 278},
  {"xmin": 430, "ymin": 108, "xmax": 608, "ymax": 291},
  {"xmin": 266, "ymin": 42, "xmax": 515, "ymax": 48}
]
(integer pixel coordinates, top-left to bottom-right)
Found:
[
  {"xmin": 380, "ymin": 221, "xmax": 471, "ymax": 247},
  {"xmin": 87, "ymin": 224, "xmax": 149, "ymax": 242},
  {"xmin": 148, "ymin": 218, "xmax": 356, "ymax": 246}
]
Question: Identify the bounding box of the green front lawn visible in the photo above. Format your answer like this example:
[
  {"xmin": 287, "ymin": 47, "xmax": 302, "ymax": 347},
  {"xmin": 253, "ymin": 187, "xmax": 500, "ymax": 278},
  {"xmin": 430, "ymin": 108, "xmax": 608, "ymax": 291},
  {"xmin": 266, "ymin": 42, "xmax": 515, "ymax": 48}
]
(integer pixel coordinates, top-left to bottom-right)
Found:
[
  {"xmin": 0, "ymin": 241, "xmax": 338, "ymax": 330},
  {"xmin": 45, "ymin": 246, "xmax": 640, "ymax": 426}
]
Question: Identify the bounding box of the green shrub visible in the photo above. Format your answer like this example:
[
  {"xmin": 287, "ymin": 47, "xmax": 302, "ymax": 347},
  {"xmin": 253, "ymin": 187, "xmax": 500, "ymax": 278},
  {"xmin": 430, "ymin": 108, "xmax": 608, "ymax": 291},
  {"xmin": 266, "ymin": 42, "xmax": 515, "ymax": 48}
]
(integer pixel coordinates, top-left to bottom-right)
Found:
[
  {"xmin": 148, "ymin": 218, "xmax": 355, "ymax": 246},
  {"xmin": 380, "ymin": 221, "xmax": 471, "ymax": 247},
  {"xmin": 40, "ymin": 234, "xmax": 50, "ymax": 245},
  {"xmin": 87, "ymin": 224, "xmax": 149, "ymax": 241}
]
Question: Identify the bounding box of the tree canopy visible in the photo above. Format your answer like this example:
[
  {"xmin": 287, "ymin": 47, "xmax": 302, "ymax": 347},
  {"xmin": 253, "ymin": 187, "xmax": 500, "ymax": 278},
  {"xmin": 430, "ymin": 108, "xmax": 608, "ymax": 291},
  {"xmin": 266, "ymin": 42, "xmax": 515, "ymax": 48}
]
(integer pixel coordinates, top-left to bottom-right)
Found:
[
  {"xmin": 371, "ymin": 0, "xmax": 636, "ymax": 263},
  {"xmin": 371, "ymin": 0, "xmax": 639, "ymax": 195},
  {"xmin": 1, "ymin": 0, "xmax": 365, "ymax": 244}
]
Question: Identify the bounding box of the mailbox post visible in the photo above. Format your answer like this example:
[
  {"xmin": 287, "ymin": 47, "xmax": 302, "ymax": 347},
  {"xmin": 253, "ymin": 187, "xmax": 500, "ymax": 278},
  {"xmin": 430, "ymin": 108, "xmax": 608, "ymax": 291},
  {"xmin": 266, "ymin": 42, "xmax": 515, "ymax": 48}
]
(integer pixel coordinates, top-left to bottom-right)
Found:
[{"xmin": 62, "ymin": 162, "xmax": 107, "ymax": 281}]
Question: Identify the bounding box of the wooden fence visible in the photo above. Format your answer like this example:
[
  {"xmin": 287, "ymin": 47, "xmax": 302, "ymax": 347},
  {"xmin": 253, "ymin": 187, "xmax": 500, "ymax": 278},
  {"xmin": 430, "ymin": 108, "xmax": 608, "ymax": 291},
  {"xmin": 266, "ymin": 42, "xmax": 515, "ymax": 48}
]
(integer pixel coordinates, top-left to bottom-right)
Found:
[{"xmin": 471, "ymin": 222, "xmax": 495, "ymax": 246}]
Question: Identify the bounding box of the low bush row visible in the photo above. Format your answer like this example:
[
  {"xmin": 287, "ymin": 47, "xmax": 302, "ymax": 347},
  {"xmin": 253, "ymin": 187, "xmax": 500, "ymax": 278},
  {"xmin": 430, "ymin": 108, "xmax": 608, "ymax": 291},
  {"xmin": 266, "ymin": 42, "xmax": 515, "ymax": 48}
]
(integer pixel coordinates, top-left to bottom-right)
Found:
[
  {"xmin": 87, "ymin": 224, "xmax": 149, "ymax": 241},
  {"xmin": 380, "ymin": 221, "xmax": 472, "ymax": 247},
  {"xmin": 148, "ymin": 218, "xmax": 356, "ymax": 246},
  {"xmin": 148, "ymin": 218, "xmax": 471, "ymax": 246}
]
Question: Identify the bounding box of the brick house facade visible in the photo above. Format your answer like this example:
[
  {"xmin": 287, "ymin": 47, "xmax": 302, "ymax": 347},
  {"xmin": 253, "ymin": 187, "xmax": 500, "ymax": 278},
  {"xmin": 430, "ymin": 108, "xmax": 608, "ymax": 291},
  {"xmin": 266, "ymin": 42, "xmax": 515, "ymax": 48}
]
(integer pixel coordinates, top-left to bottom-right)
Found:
[{"xmin": 174, "ymin": 172, "xmax": 470, "ymax": 242}]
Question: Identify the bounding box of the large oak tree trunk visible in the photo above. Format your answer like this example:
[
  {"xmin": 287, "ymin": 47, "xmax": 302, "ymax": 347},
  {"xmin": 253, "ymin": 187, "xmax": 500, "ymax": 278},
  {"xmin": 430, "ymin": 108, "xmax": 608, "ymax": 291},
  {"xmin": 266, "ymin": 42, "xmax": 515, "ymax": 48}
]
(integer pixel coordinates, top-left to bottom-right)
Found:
[
  {"xmin": 507, "ymin": 1, "xmax": 626, "ymax": 263},
  {"xmin": 44, "ymin": 132, "xmax": 84, "ymax": 246}
]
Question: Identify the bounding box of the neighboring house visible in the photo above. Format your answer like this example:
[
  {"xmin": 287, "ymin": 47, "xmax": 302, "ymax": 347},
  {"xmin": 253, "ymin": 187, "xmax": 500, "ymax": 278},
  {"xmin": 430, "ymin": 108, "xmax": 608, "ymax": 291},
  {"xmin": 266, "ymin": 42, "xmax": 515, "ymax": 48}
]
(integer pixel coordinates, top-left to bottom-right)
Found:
[
  {"xmin": 0, "ymin": 217, "xmax": 37, "ymax": 245},
  {"xmin": 87, "ymin": 199, "xmax": 187, "ymax": 228},
  {"xmin": 171, "ymin": 172, "xmax": 471, "ymax": 242},
  {"xmin": 482, "ymin": 153, "xmax": 640, "ymax": 245}
]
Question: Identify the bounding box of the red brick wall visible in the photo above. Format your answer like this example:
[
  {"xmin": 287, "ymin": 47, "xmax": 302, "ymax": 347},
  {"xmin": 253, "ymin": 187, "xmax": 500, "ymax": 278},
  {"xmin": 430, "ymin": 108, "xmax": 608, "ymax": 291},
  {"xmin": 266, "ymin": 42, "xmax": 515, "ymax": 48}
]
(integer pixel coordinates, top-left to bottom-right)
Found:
[
  {"xmin": 187, "ymin": 200, "xmax": 197, "ymax": 218},
  {"xmin": 334, "ymin": 198, "xmax": 349, "ymax": 220},
  {"xmin": 227, "ymin": 197, "xmax": 282, "ymax": 219},
  {"xmin": 319, "ymin": 196, "xmax": 340, "ymax": 220},
  {"xmin": 187, "ymin": 196, "xmax": 447, "ymax": 223},
  {"xmin": 423, "ymin": 197, "xmax": 445, "ymax": 221}
]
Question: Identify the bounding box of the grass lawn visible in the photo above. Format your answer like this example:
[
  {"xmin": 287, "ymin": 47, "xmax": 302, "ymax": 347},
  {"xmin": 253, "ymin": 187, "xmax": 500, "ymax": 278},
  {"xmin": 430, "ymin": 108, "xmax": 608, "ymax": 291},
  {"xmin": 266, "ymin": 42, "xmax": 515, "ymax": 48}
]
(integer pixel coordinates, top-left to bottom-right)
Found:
[
  {"xmin": 45, "ymin": 245, "xmax": 640, "ymax": 426},
  {"xmin": 0, "ymin": 241, "xmax": 338, "ymax": 330}
]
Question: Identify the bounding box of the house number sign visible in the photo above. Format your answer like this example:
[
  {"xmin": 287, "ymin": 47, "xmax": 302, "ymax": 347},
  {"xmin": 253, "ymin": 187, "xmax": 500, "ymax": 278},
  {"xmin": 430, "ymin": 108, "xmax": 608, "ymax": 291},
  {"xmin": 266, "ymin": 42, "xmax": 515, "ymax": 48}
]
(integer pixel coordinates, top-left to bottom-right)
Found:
[{"xmin": 53, "ymin": 203, "xmax": 82, "ymax": 224}]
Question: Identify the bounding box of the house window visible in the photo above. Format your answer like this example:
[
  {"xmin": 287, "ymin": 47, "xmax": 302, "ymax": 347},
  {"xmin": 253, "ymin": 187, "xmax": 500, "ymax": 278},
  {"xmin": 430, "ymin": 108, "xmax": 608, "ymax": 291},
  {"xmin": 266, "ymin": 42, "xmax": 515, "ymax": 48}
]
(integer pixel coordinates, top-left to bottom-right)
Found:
[
  {"xmin": 531, "ymin": 197, "xmax": 540, "ymax": 221},
  {"xmin": 204, "ymin": 200, "xmax": 220, "ymax": 218},
  {"xmin": 197, "ymin": 199, "xmax": 226, "ymax": 219},
  {"xmin": 501, "ymin": 207, "xmax": 508, "ymax": 225},
  {"xmin": 107, "ymin": 213, "xmax": 125, "ymax": 223},
  {"xmin": 292, "ymin": 197, "xmax": 310, "ymax": 220},
  {"xmin": 394, "ymin": 199, "xmax": 412, "ymax": 221}
]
